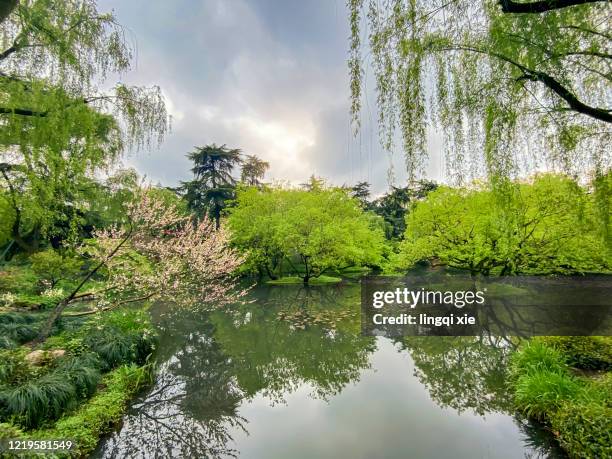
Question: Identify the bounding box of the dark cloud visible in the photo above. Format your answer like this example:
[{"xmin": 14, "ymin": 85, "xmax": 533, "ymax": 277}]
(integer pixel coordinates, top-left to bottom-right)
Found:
[{"xmin": 100, "ymin": 0, "xmax": 443, "ymax": 193}]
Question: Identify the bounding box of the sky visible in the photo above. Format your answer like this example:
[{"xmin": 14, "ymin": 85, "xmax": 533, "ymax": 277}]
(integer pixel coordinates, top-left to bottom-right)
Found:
[{"xmin": 99, "ymin": 0, "xmax": 444, "ymax": 195}]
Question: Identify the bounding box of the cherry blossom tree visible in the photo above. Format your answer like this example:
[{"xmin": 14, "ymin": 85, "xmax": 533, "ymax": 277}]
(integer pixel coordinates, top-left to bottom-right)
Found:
[{"xmin": 35, "ymin": 190, "xmax": 245, "ymax": 343}]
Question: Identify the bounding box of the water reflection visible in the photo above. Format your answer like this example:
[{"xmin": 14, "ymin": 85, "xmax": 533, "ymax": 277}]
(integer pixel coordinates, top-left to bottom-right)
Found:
[
  {"xmin": 96, "ymin": 319, "xmax": 248, "ymax": 458},
  {"xmin": 398, "ymin": 336, "xmax": 513, "ymax": 415},
  {"xmin": 95, "ymin": 282, "xmax": 564, "ymax": 459}
]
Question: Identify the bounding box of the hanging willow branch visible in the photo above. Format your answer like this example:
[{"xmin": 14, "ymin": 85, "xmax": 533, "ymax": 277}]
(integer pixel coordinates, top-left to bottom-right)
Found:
[{"xmin": 348, "ymin": 0, "xmax": 612, "ymax": 183}]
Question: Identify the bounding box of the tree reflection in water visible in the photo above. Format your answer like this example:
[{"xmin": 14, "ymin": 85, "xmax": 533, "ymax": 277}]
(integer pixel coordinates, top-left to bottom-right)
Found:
[
  {"xmin": 95, "ymin": 283, "xmax": 376, "ymax": 458},
  {"xmin": 95, "ymin": 282, "xmax": 566, "ymax": 459},
  {"xmin": 96, "ymin": 320, "xmax": 248, "ymax": 458},
  {"xmin": 397, "ymin": 335, "xmax": 567, "ymax": 457}
]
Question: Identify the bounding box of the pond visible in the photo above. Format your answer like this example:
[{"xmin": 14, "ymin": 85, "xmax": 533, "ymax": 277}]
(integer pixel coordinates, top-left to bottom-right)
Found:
[{"xmin": 94, "ymin": 280, "xmax": 565, "ymax": 458}]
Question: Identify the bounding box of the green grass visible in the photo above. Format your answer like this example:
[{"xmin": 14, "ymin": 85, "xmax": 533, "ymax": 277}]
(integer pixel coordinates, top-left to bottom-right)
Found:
[
  {"xmin": 513, "ymin": 369, "xmax": 583, "ymax": 420},
  {"xmin": 509, "ymin": 340, "xmax": 568, "ymax": 377},
  {"xmin": 0, "ymin": 364, "xmax": 153, "ymax": 457},
  {"xmin": 0, "ymin": 353, "xmax": 103, "ymax": 429},
  {"xmin": 538, "ymin": 336, "xmax": 612, "ymax": 371},
  {"xmin": 0, "ymin": 307, "xmax": 156, "ymax": 432},
  {"xmin": 266, "ymin": 275, "xmax": 343, "ymax": 285},
  {"xmin": 510, "ymin": 338, "xmax": 612, "ymax": 457}
]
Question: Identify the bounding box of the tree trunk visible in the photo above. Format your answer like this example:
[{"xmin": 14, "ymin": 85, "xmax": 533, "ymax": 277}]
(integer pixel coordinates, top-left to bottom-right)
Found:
[
  {"xmin": 264, "ymin": 263, "xmax": 278, "ymax": 280},
  {"xmin": 32, "ymin": 223, "xmax": 133, "ymax": 345}
]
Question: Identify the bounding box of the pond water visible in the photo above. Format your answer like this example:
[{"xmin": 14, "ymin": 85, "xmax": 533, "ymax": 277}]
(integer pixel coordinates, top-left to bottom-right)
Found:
[{"xmin": 94, "ymin": 280, "xmax": 565, "ymax": 458}]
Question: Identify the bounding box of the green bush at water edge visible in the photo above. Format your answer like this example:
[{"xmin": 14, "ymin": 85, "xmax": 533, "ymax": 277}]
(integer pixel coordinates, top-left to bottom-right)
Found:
[
  {"xmin": 510, "ymin": 338, "xmax": 612, "ymax": 458},
  {"xmin": 0, "ymin": 364, "xmax": 153, "ymax": 458}
]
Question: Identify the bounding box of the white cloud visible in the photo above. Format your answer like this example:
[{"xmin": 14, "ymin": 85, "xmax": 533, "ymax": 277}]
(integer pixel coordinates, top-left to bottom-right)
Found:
[{"xmin": 99, "ymin": 0, "xmax": 445, "ymax": 192}]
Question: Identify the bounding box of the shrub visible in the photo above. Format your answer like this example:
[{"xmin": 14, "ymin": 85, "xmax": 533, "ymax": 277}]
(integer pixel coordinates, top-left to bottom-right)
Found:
[
  {"xmin": 0, "ymin": 336, "xmax": 15, "ymax": 349},
  {"xmin": 0, "ymin": 307, "xmax": 155, "ymax": 433},
  {"xmin": 0, "ymin": 350, "xmax": 33, "ymax": 386},
  {"xmin": 26, "ymin": 364, "xmax": 154, "ymax": 456},
  {"xmin": 30, "ymin": 249, "xmax": 82, "ymax": 289},
  {"xmin": 0, "ymin": 322, "xmax": 39, "ymax": 345},
  {"xmin": 0, "ymin": 353, "xmax": 102, "ymax": 429},
  {"xmin": 85, "ymin": 328, "xmax": 154, "ymax": 370},
  {"xmin": 81, "ymin": 309, "xmax": 156, "ymax": 370},
  {"xmin": 551, "ymin": 401, "xmax": 612, "ymax": 458},
  {"xmin": 56, "ymin": 354, "xmax": 102, "ymax": 399},
  {"xmin": 0, "ymin": 312, "xmax": 45, "ymax": 346},
  {"xmin": 510, "ymin": 339, "xmax": 612, "ymax": 457},
  {"xmin": 0, "ymin": 372, "xmax": 77, "ymax": 428},
  {"xmin": 509, "ymin": 340, "xmax": 568, "ymax": 379},
  {"xmin": 0, "ymin": 266, "xmax": 38, "ymax": 294},
  {"xmin": 514, "ymin": 369, "xmax": 583, "ymax": 420},
  {"xmin": 539, "ymin": 336, "xmax": 612, "ymax": 371}
]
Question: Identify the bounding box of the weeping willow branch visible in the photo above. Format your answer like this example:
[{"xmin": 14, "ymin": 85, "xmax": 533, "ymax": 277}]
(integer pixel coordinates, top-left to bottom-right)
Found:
[{"xmin": 437, "ymin": 44, "xmax": 612, "ymax": 123}]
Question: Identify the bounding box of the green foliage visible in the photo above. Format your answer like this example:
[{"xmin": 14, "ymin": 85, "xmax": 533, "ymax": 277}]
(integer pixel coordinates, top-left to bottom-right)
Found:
[
  {"xmin": 30, "ymin": 249, "xmax": 82, "ymax": 288},
  {"xmin": 510, "ymin": 339, "xmax": 612, "ymax": 457},
  {"xmin": 349, "ymin": 0, "xmax": 611, "ymax": 181},
  {"xmin": 228, "ymin": 185, "xmax": 387, "ymax": 282},
  {"xmin": 0, "ymin": 353, "xmax": 101, "ymax": 429},
  {"xmin": 83, "ymin": 328, "xmax": 152, "ymax": 371},
  {"xmin": 0, "ymin": 0, "xmax": 168, "ymax": 254},
  {"xmin": 0, "ymin": 350, "xmax": 32, "ymax": 387},
  {"xmin": 510, "ymin": 340, "xmax": 568, "ymax": 378},
  {"xmin": 0, "ymin": 313, "xmax": 47, "ymax": 347},
  {"xmin": 394, "ymin": 174, "xmax": 611, "ymax": 275},
  {"xmin": 551, "ymin": 401, "xmax": 612, "ymax": 459},
  {"xmin": 240, "ymin": 155, "xmax": 269, "ymax": 186},
  {"xmin": 0, "ymin": 194, "xmax": 15, "ymax": 248},
  {"xmin": 0, "ymin": 307, "xmax": 155, "ymax": 430},
  {"xmin": 0, "ymin": 322, "xmax": 39, "ymax": 347},
  {"xmin": 0, "ymin": 372, "xmax": 76, "ymax": 429},
  {"xmin": 513, "ymin": 369, "xmax": 583, "ymax": 420},
  {"xmin": 3, "ymin": 364, "xmax": 154, "ymax": 456},
  {"xmin": 539, "ymin": 336, "xmax": 612, "ymax": 371},
  {"xmin": 368, "ymin": 181, "xmax": 438, "ymax": 240},
  {"xmin": 78, "ymin": 309, "xmax": 156, "ymax": 370},
  {"xmin": 0, "ymin": 265, "xmax": 38, "ymax": 294},
  {"xmin": 56, "ymin": 354, "xmax": 102, "ymax": 399}
]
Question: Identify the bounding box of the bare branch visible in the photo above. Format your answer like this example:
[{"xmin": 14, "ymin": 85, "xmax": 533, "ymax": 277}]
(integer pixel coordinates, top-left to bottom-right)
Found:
[{"xmin": 499, "ymin": 0, "xmax": 609, "ymax": 14}]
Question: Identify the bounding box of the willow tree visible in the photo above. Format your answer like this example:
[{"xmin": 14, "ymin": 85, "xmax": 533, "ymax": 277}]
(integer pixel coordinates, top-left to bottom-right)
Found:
[
  {"xmin": 348, "ymin": 0, "xmax": 611, "ymax": 183},
  {"xmin": 0, "ymin": 0, "xmax": 169, "ymax": 253}
]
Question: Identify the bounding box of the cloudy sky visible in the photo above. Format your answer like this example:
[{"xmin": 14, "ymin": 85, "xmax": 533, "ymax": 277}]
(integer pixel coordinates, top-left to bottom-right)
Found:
[{"xmin": 99, "ymin": 0, "xmax": 444, "ymax": 194}]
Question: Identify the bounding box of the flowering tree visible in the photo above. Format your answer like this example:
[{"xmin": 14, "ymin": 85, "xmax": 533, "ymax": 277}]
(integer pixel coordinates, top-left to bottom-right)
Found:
[{"xmin": 35, "ymin": 191, "xmax": 245, "ymax": 343}]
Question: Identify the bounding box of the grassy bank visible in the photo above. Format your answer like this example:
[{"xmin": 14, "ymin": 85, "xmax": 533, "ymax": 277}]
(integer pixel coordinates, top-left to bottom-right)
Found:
[
  {"xmin": 0, "ymin": 363, "xmax": 153, "ymax": 457},
  {"xmin": 0, "ymin": 261, "xmax": 157, "ymax": 457},
  {"xmin": 509, "ymin": 337, "xmax": 611, "ymax": 458}
]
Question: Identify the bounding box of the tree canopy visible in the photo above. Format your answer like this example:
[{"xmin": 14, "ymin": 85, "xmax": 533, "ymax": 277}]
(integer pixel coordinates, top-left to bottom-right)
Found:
[
  {"xmin": 348, "ymin": 0, "xmax": 611, "ymax": 182},
  {"xmin": 228, "ymin": 186, "xmax": 387, "ymax": 283},
  {"xmin": 393, "ymin": 173, "xmax": 611, "ymax": 275},
  {"xmin": 182, "ymin": 144, "xmax": 242, "ymax": 228},
  {"xmin": 0, "ymin": 0, "xmax": 169, "ymax": 253},
  {"xmin": 240, "ymin": 154, "xmax": 269, "ymax": 186}
]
